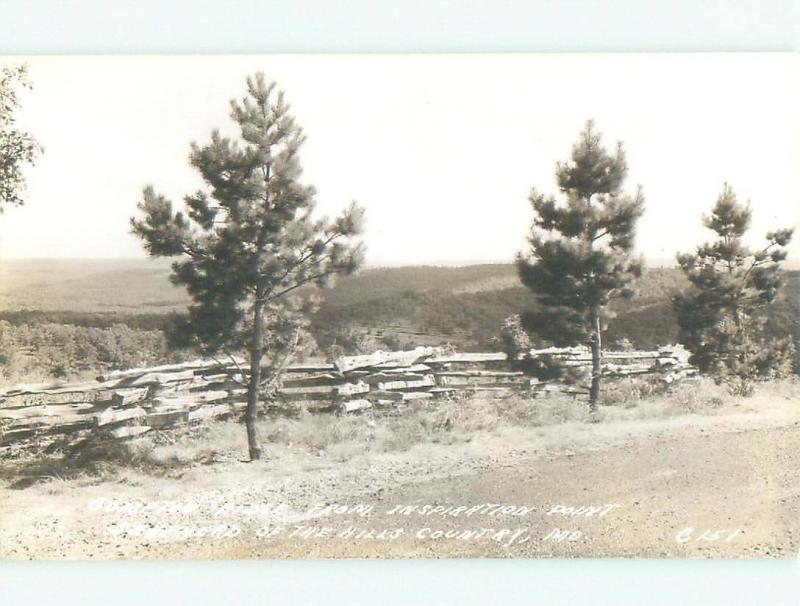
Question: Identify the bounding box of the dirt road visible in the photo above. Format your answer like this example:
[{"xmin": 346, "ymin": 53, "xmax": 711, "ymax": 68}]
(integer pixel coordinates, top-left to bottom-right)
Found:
[{"xmin": 1, "ymin": 391, "xmax": 799, "ymax": 559}]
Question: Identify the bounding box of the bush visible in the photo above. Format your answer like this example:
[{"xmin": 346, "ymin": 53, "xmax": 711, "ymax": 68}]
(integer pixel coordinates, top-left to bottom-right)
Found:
[
  {"xmin": 495, "ymin": 314, "xmax": 531, "ymax": 361},
  {"xmin": 0, "ymin": 320, "xmax": 181, "ymax": 385}
]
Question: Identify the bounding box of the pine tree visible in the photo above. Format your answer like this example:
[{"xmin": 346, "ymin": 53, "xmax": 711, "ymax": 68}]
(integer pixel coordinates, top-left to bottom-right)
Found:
[
  {"xmin": 516, "ymin": 121, "xmax": 645, "ymax": 411},
  {"xmin": 132, "ymin": 73, "xmax": 365, "ymax": 460},
  {"xmin": 0, "ymin": 64, "xmax": 41, "ymax": 210},
  {"xmin": 673, "ymin": 184, "xmax": 794, "ymax": 393}
]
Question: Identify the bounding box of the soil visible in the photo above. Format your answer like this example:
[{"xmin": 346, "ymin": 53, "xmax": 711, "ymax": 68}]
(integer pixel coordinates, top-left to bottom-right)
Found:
[{"xmin": 1, "ymin": 389, "xmax": 799, "ymax": 559}]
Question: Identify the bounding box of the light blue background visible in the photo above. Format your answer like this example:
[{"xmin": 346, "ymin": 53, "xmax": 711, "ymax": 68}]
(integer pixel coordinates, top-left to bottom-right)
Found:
[
  {"xmin": 2, "ymin": 559, "xmax": 800, "ymax": 605},
  {"xmin": 0, "ymin": 1, "xmax": 799, "ymax": 604},
  {"xmin": 0, "ymin": 0, "xmax": 798, "ymax": 53}
]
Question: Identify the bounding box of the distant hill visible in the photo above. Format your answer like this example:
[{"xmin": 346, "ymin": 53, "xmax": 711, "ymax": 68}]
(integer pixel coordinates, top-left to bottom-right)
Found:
[
  {"xmin": 312, "ymin": 265, "xmax": 694, "ymax": 351},
  {"xmin": 0, "ymin": 259, "xmax": 796, "ymax": 359},
  {"xmin": 0, "ymin": 260, "xmax": 525, "ymax": 313},
  {"xmin": 319, "ymin": 264, "xmax": 520, "ymax": 305},
  {"xmin": 0, "ymin": 258, "xmax": 187, "ymax": 312}
]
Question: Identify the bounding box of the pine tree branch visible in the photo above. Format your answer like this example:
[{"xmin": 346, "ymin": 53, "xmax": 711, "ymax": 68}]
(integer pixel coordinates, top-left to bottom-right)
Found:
[
  {"xmin": 224, "ymin": 350, "xmax": 249, "ymax": 386},
  {"xmin": 267, "ymin": 267, "xmax": 340, "ymax": 301},
  {"xmin": 260, "ymin": 232, "xmax": 343, "ymax": 300},
  {"xmin": 736, "ymin": 241, "xmax": 778, "ymax": 296},
  {"xmin": 180, "ymin": 239, "xmax": 209, "ymax": 261},
  {"xmin": 207, "ymin": 350, "xmax": 248, "ymax": 388},
  {"xmin": 259, "ymin": 326, "xmax": 300, "ymax": 392}
]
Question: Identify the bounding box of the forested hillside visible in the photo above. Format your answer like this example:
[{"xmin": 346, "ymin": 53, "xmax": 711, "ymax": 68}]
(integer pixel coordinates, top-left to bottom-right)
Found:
[
  {"xmin": 313, "ymin": 266, "xmax": 798, "ymax": 361},
  {"xmin": 0, "ymin": 260, "xmax": 796, "ymax": 383},
  {"xmin": 313, "ymin": 266, "xmax": 691, "ymax": 351}
]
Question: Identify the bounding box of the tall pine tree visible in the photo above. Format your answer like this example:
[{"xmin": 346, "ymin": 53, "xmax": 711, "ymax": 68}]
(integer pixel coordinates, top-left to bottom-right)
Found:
[
  {"xmin": 673, "ymin": 184, "xmax": 794, "ymax": 392},
  {"xmin": 516, "ymin": 121, "xmax": 645, "ymax": 410},
  {"xmin": 132, "ymin": 73, "xmax": 365, "ymax": 460}
]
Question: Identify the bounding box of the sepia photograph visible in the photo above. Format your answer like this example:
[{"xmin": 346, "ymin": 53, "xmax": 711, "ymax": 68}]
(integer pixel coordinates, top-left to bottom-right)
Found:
[{"xmin": 0, "ymin": 53, "xmax": 798, "ymax": 560}]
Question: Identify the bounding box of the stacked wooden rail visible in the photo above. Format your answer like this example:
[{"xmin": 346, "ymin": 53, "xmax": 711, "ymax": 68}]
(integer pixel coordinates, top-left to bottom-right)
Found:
[{"xmin": 0, "ymin": 345, "xmax": 695, "ymax": 447}]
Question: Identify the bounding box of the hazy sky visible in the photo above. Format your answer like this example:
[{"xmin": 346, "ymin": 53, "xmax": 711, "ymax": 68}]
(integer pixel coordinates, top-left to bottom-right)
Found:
[{"xmin": 0, "ymin": 54, "xmax": 798, "ymax": 267}]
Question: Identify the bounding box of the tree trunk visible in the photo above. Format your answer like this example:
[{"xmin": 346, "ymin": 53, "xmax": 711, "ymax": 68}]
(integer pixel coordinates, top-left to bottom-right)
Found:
[
  {"xmin": 732, "ymin": 308, "xmax": 751, "ymax": 386},
  {"xmin": 245, "ymin": 299, "xmax": 264, "ymax": 461},
  {"xmin": 589, "ymin": 307, "xmax": 602, "ymax": 412}
]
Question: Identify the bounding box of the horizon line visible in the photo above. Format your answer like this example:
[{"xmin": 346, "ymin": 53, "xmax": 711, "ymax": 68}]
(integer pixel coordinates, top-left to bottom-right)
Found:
[
  {"xmin": 1, "ymin": 256, "xmax": 798, "ymax": 272},
  {"xmin": 0, "ymin": 255, "xmax": 683, "ymax": 267}
]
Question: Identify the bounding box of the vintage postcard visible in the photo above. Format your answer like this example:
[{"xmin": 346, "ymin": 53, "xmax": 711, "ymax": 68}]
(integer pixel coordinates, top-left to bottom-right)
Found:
[{"xmin": 0, "ymin": 53, "xmax": 798, "ymax": 559}]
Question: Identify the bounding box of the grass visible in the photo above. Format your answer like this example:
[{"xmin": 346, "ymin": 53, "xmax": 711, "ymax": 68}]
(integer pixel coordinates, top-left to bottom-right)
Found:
[{"xmin": 3, "ymin": 374, "xmax": 786, "ymax": 493}]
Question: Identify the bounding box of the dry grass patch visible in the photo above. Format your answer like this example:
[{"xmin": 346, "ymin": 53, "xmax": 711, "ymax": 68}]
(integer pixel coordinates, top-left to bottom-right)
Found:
[{"xmin": 2, "ymin": 376, "xmax": 795, "ymax": 490}]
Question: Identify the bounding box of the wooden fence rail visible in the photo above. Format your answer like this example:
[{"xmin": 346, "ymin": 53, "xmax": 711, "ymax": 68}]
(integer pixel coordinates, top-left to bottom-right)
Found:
[{"xmin": 0, "ymin": 345, "xmax": 696, "ymax": 448}]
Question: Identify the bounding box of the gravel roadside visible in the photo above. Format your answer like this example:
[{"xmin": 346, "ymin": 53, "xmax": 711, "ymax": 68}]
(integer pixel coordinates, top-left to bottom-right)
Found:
[{"xmin": 1, "ymin": 393, "xmax": 798, "ymax": 559}]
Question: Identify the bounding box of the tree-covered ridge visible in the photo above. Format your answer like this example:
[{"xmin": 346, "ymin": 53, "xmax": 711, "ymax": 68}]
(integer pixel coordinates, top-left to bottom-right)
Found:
[
  {"xmin": 0, "ymin": 265, "xmax": 796, "ymax": 386},
  {"xmin": 313, "ymin": 266, "xmax": 695, "ymax": 351}
]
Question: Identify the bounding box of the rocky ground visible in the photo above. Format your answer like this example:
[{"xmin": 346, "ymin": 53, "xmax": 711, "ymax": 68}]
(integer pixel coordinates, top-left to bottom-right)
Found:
[{"xmin": 1, "ymin": 385, "xmax": 799, "ymax": 559}]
